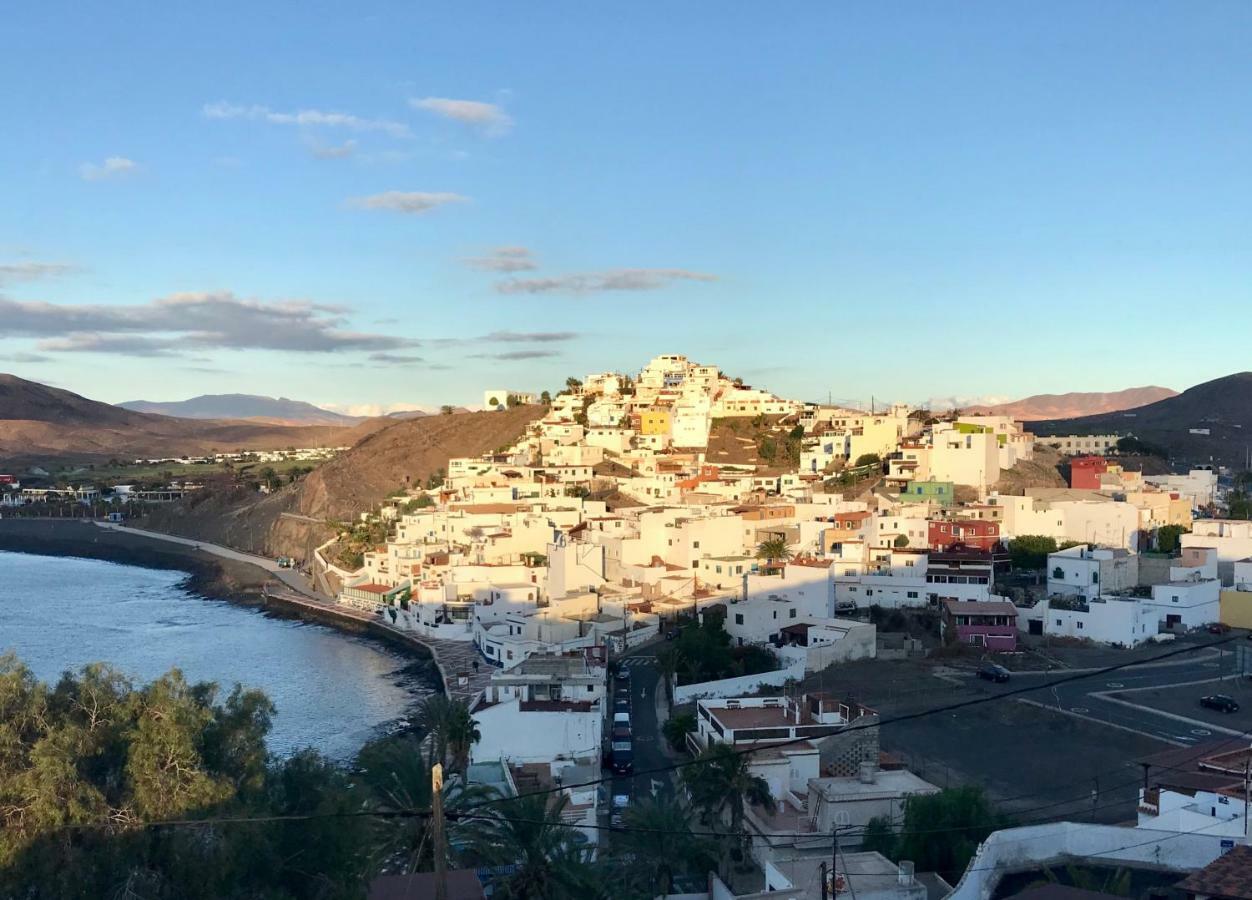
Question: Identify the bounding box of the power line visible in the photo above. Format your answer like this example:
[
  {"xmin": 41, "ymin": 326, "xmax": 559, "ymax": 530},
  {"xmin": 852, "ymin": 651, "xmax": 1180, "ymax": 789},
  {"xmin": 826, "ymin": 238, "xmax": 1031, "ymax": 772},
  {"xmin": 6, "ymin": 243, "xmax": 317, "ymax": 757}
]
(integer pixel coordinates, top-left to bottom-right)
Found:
[{"xmin": 462, "ymin": 634, "xmax": 1248, "ymax": 813}]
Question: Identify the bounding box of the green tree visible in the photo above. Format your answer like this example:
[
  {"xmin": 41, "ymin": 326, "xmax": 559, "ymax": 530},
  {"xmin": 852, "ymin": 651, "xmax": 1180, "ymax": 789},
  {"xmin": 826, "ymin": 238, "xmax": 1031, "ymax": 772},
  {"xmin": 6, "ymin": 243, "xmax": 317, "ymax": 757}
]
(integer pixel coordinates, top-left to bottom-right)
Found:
[
  {"xmin": 892, "ymin": 786, "xmax": 1009, "ymax": 883},
  {"xmin": 616, "ymin": 795, "xmax": 717, "ymax": 895},
  {"xmin": 893, "ymin": 534, "xmax": 910, "ymax": 548},
  {"xmin": 466, "ymin": 793, "xmax": 597, "ymax": 899},
  {"xmin": 1008, "ymin": 535, "xmax": 1059, "ymax": 570},
  {"xmin": 441, "ymin": 404, "xmax": 455, "ymax": 415},
  {"xmin": 564, "ymin": 377, "xmax": 583, "ymax": 393},
  {"xmin": 662, "ymin": 711, "xmax": 696, "ymax": 752},
  {"xmin": 861, "ymin": 815, "xmax": 897, "ymax": 857},
  {"xmin": 756, "ymin": 537, "xmax": 791, "ymax": 564},
  {"xmin": 655, "ymin": 646, "xmax": 682, "ymax": 705},
  {"xmin": 355, "ymin": 734, "xmax": 496, "ymax": 874},
  {"xmin": 681, "ymin": 743, "xmax": 775, "ymax": 877},
  {"xmin": 540, "ymin": 390, "xmax": 552, "ymax": 405},
  {"xmin": 854, "ymin": 452, "xmax": 882, "ymax": 468}
]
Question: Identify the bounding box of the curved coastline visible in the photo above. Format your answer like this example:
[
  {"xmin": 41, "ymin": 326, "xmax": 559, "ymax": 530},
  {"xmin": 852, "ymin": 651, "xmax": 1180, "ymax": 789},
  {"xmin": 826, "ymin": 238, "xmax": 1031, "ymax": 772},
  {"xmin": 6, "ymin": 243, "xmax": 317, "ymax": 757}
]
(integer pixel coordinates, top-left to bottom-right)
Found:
[{"xmin": 0, "ymin": 517, "xmax": 445, "ymax": 697}]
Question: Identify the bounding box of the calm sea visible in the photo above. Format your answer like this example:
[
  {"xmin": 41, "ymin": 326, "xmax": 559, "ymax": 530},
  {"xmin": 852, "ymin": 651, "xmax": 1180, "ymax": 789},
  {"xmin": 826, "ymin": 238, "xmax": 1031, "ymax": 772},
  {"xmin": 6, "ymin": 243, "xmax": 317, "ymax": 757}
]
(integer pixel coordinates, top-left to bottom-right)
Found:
[{"xmin": 0, "ymin": 550, "xmax": 427, "ymax": 759}]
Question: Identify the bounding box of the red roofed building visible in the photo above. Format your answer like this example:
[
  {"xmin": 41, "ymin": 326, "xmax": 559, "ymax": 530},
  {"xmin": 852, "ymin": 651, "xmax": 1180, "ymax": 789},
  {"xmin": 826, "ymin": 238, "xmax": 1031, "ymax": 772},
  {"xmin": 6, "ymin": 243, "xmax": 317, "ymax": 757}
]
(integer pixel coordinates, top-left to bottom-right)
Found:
[
  {"xmin": 928, "ymin": 518, "xmax": 1000, "ymax": 552},
  {"xmin": 1070, "ymin": 455, "xmax": 1109, "ymax": 490}
]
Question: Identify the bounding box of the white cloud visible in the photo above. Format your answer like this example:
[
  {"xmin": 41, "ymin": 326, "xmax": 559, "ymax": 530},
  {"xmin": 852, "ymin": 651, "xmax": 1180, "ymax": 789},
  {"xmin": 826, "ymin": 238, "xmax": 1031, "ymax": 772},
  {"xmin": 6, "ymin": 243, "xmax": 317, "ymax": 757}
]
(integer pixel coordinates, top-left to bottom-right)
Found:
[
  {"xmin": 79, "ymin": 157, "xmax": 138, "ymax": 181},
  {"xmin": 308, "ymin": 138, "xmax": 357, "ymax": 160},
  {"xmin": 0, "ymin": 262, "xmax": 80, "ymax": 286},
  {"xmin": 322, "ymin": 401, "xmax": 430, "ymax": 417},
  {"xmin": 496, "ymin": 268, "xmax": 717, "ymax": 295},
  {"xmin": 410, "ymin": 97, "xmax": 512, "ymax": 136},
  {"xmin": 464, "ymin": 246, "xmax": 538, "ymax": 273},
  {"xmin": 347, "ymin": 191, "xmax": 467, "ymax": 215},
  {"xmin": 202, "ymin": 101, "xmax": 411, "ymax": 139}
]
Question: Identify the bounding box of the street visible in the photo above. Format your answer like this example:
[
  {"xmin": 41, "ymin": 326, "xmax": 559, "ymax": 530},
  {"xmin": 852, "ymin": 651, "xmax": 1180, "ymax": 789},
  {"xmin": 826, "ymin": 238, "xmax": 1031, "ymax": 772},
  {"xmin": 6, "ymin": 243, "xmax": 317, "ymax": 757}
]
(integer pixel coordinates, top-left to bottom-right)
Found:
[{"xmin": 610, "ymin": 650, "xmax": 672, "ymax": 811}]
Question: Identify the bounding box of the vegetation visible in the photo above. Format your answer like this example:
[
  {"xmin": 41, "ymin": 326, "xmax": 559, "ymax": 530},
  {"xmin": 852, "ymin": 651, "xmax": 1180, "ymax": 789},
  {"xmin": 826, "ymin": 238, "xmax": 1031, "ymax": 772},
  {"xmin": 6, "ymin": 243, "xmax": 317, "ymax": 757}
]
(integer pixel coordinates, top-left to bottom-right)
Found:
[
  {"xmin": 1007, "ymin": 535, "xmax": 1081, "ymax": 570},
  {"xmin": 755, "ymin": 536, "xmax": 791, "ymax": 564},
  {"xmin": 853, "ymin": 452, "xmax": 882, "ymax": 468},
  {"xmin": 662, "ymin": 711, "xmax": 697, "ymax": 752},
  {"xmin": 1155, "ymin": 523, "xmax": 1188, "ymax": 553},
  {"xmin": 1228, "ymin": 476, "xmax": 1252, "ymax": 519},
  {"xmin": 615, "ymin": 796, "xmax": 716, "ymax": 895},
  {"xmin": 666, "ymin": 614, "xmax": 778, "ymax": 685},
  {"xmin": 893, "ymin": 534, "xmax": 910, "ymax": 548},
  {"xmin": 862, "ymin": 786, "xmax": 1011, "ymax": 883},
  {"xmin": 681, "ymin": 743, "xmax": 775, "ymax": 877},
  {"xmin": 1115, "ymin": 435, "xmax": 1169, "ymax": 458}
]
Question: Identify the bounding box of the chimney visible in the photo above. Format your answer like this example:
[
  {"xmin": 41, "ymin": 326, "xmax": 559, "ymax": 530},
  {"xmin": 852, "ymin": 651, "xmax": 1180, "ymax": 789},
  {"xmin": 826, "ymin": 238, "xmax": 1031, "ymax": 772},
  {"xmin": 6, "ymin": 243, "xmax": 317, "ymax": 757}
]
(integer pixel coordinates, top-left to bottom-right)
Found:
[
  {"xmin": 858, "ymin": 760, "xmax": 877, "ymax": 784},
  {"xmin": 897, "ymin": 861, "xmax": 915, "ymax": 885}
]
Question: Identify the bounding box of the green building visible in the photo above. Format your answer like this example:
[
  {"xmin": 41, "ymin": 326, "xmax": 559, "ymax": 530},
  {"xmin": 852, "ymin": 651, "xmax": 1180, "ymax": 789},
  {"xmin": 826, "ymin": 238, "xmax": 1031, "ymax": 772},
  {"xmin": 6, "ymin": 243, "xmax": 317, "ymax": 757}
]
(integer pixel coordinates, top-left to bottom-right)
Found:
[{"xmin": 896, "ymin": 478, "xmax": 955, "ymax": 507}]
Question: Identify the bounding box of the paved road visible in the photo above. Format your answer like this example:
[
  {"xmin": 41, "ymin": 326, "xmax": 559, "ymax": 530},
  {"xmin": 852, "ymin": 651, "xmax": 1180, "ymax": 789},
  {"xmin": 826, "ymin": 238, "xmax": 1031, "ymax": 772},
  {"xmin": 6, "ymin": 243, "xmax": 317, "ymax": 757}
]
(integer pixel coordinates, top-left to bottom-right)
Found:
[
  {"xmin": 960, "ymin": 649, "xmax": 1250, "ymax": 746},
  {"xmin": 610, "ymin": 650, "xmax": 671, "ymax": 810}
]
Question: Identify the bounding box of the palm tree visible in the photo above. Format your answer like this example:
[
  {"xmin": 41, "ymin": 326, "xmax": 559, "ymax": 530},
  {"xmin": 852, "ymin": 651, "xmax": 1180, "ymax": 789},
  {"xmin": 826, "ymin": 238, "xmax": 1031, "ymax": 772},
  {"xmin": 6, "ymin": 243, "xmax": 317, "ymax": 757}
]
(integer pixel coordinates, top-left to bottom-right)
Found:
[
  {"xmin": 354, "ymin": 734, "xmax": 498, "ymax": 874},
  {"xmin": 417, "ymin": 695, "xmax": 453, "ymax": 769},
  {"xmin": 755, "ymin": 537, "xmax": 791, "ymax": 565},
  {"xmin": 655, "ymin": 646, "xmax": 683, "ymax": 706},
  {"xmin": 445, "ymin": 700, "xmax": 481, "ymax": 773},
  {"xmin": 617, "ymin": 795, "xmax": 717, "ymax": 896},
  {"xmin": 681, "ymin": 743, "xmax": 776, "ymax": 876},
  {"xmin": 464, "ymin": 793, "xmax": 597, "ymax": 899}
]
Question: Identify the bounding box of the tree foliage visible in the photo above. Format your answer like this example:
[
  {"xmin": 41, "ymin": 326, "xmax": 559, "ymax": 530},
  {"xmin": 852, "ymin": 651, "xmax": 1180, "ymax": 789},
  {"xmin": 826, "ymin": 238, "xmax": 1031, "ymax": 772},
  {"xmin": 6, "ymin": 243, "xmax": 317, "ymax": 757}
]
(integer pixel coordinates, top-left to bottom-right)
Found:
[
  {"xmin": 1156, "ymin": 524, "xmax": 1188, "ymax": 553},
  {"xmin": 867, "ymin": 786, "xmax": 1010, "ymax": 884},
  {"xmin": 1008, "ymin": 535, "xmax": 1060, "ymax": 570}
]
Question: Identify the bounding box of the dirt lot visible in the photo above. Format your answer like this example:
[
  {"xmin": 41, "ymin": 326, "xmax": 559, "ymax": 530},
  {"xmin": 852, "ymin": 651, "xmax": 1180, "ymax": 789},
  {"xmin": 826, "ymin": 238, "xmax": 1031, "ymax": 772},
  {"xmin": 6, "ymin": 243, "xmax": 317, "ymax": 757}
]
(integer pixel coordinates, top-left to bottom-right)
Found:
[{"xmin": 804, "ymin": 657, "xmax": 1166, "ymax": 824}]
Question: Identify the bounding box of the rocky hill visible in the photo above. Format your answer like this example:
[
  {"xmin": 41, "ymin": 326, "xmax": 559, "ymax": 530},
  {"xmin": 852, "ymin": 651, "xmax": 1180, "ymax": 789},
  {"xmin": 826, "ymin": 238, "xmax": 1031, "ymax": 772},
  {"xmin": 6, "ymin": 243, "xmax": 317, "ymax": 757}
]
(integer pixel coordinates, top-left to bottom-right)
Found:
[
  {"xmin": 139, "ymin": 405, "xmax": 546, "ymax": 560},
  {"xmin": 0, "ymin": 374, "xmax": 377, "ymax": 463},
  {"xmin": 1030, "ymin": 372, "xmax": 1252, "ymax": 467},
  {"xmin": 120, "ymin": 393, "xmax": 361, "ymax": 426},
  {"xmin": 964, "ymin": 386, "xmax": 1176, "ymax": 421}
]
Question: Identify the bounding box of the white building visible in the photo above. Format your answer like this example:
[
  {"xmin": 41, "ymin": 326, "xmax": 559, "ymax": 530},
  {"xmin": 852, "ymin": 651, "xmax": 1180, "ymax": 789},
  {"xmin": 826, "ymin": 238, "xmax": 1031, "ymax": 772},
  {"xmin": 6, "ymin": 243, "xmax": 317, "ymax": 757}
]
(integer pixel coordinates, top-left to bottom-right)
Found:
[{"xmin": 1046, "ymin": 545, "xmax": 1139, "ymax": 600}]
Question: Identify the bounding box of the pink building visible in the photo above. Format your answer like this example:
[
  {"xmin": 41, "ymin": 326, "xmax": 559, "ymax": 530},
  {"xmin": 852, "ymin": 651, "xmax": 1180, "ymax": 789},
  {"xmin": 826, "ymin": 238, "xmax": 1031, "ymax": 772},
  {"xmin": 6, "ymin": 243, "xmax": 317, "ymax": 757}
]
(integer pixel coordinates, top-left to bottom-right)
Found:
[{"xmin": 941, "ymin": 599, "xmax": 1017, "ymax": 651}]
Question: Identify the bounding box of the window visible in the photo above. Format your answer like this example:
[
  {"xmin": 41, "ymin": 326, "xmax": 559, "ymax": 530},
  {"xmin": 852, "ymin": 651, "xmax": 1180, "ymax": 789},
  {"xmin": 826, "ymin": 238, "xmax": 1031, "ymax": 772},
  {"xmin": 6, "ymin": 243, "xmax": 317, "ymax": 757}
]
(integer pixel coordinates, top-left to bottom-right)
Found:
[
  {"xmin": 907, "ymin": 591, "xmax": 918, "ymax": 599},
  {"xmin": 735, "ymin": 614, "xmax": 744, "ymax": 625},
  {"xmin": 693, "ymin": 541, "xmax": 700, "ymax": 549},
  {"xmin": 1077, "ymin": 622, "xmax": 1084, "ymax": 630},
  {"xmin": 1056, "ymin": 619, "xmax": 1062, "ymax": 627},
  {"xmin": 789, "ymin": 608, "xmax": 797, "ymax": 619}
]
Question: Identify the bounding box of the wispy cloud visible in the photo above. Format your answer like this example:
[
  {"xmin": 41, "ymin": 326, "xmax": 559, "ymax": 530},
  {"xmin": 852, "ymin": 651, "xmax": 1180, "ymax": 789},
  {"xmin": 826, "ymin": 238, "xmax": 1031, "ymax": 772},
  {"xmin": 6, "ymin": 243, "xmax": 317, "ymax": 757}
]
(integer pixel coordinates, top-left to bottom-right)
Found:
[
  {"xmin": 2, "ymin": 292, "xmax": 417, "ymax": 356},
  {"xmin": 80, "ymin": 157, "xmax": 138, "ymax": 181},
  {"xmin": 481, "ymin": 330, "xmax": 577, "ymax": 343},
  {"xmin": 202, "ymin": 101, "xmax": 412, "ymax": 139},
  {"xmin": 0, "ymin": 352, "xmax": 52, "ymax": 364},
  {"xmin": 0, "ymin": 262, "xmax": 80, "ymax": 286},
  {"xmin": 39, "ymin": 334, "xmax": 182, "ymax": 357},
  {"xmin": 470, "ymin": 349, "xmax": 560, "ymax": 361},
  {"xmin": 410, "ymin": 97, "xmax": 512, "ymax": 136},
  {"xmin": 464, "ymin": 246, "xmax": 538, "ymax": 273},
  {"xmin": 496, "ymin": 269, "xmax": 717, "ymax": 295},
  {"xmin": 347, "ymin": 191, "xmax": 467, "ymax": 215},
  {"xmin": 368, "ymin": 352, "xmax": 425, "ymax": 366},
  {"xmin": 308, "ymin": 138, "xmax": 357, "ymax": 160}
]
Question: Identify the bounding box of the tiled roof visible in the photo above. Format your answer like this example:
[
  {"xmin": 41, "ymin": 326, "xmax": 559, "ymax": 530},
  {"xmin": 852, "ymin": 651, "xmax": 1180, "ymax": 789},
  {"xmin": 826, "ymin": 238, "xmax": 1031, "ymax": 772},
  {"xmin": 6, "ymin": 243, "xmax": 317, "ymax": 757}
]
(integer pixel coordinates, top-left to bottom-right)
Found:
[{"xmin": 1177, "ymin": 844, "xmax": 1252, "ymax": 899}]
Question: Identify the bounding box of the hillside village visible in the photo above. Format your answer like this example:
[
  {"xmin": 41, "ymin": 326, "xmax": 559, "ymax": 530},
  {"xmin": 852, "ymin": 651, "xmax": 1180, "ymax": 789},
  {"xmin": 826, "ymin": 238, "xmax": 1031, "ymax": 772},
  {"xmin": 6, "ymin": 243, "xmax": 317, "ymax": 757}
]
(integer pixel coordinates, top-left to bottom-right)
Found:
[{"xmin": 292, "ymin": 354, "xmax": 1252, "ymax": 897}]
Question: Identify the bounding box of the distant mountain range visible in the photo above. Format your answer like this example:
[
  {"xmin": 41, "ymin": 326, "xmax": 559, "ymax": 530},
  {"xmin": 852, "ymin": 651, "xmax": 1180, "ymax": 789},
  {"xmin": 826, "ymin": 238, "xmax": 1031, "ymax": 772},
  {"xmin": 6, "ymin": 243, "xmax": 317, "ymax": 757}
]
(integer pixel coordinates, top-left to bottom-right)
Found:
[
  {"xmin": 964, "ymin": 386, "xmax": 1177, "ymax": 421},
  {"xmin": 0, "ymin": 375, "xmax": 381, "ymax": 463},
  {"xmin": 1030, "ymin": 373, "xmax": 1252, "ymax": 467},
  {"xmin": 120, "ymin": 394, "xmax": 362, "ymax": 426}
]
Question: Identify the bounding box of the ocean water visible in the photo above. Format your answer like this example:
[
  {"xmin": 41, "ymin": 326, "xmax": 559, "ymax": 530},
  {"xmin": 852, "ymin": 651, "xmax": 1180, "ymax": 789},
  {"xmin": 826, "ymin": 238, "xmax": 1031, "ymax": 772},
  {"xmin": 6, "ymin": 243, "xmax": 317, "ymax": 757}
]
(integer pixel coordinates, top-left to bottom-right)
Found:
[{"xmin": 0, "ymin": 550, "xmax": 427, "ymax": 759}]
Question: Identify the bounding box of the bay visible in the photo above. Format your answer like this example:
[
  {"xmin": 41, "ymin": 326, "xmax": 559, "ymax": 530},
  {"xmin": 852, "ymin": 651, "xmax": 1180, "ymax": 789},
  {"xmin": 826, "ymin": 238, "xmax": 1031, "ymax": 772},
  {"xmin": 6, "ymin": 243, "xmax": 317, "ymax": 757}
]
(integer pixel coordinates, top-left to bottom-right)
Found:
[{"xmin": 0, "ymin": 550, "xmax": 427, "ymax": 759}]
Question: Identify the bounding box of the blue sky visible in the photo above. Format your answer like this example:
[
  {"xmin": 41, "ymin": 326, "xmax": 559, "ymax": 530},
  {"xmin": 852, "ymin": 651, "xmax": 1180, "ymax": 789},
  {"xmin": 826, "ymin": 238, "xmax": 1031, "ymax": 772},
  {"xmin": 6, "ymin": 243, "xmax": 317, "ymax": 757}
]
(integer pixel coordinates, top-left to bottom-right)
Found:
[{"xmin": 2, "ymin": 2, "xmax": 1250, "ymax": 412}]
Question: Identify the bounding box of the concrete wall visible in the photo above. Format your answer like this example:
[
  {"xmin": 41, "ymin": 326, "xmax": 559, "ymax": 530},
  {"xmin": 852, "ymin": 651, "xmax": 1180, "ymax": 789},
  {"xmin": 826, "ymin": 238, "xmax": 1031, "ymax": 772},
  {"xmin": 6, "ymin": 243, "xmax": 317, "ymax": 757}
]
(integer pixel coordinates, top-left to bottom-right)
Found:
[
  {"xmin": 672, "ymin": 656, "xmax": 806, "ymax": 704},
  {"xmin": 945, "ymin": 821, "xmax": 1231, "ymax": 900},
  {"xmin": 1220, "ymin": 589, "xmax": 1252, "ymax": 629}
]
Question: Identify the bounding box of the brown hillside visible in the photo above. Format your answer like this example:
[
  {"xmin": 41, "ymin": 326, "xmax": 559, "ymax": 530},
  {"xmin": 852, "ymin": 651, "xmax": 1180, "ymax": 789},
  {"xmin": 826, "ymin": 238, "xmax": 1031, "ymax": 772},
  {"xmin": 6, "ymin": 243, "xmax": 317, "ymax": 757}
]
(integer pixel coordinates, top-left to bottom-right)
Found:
[
  {"xmin": 0, "ymin": 374, "xmax": 383, "ymax": 463},
  {"xmin": 140, "ymin": 405, "xmax": 546, "ymax": 560},
  {"xmin": 965, "ymin": 386, "xmax": 1176, "ymax": 421}
]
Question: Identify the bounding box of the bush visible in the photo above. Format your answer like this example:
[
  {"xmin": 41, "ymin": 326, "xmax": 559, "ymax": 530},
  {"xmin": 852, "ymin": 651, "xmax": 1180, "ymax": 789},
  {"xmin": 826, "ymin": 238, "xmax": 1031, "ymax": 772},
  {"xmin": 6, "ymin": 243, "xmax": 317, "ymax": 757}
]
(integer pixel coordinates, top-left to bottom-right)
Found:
[
  {"xmin": 1008, "ymin": 535, "xmax": 1059, "ymax": 570},
  {"xmin": 662, "ymin": 713, "xmax": 697, "ymax": 752},
  {"xmin": 854, "ymin": 453, "xmax": 882, "ymax": 468}
]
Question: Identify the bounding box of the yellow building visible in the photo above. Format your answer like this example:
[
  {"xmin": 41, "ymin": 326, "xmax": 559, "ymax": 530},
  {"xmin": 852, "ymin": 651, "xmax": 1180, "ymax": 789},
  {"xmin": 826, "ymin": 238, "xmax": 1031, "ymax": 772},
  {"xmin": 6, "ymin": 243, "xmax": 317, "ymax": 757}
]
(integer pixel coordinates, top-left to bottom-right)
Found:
[
  {"xmin": 1220, "ymin": 589, "xmax": 1252, "ymax": 629},
  {"xmin": 639, "ymin": 409, "xmax": 672, "ymax": 436}
]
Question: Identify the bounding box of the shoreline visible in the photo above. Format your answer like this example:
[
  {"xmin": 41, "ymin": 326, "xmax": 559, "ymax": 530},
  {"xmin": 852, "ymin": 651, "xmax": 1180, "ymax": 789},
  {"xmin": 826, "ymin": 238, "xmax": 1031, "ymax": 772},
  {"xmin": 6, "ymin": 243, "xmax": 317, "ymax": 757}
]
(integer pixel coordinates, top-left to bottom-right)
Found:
[{"xmin": 0, "ymin": 518, "xmax": 445, "ymax": 699}]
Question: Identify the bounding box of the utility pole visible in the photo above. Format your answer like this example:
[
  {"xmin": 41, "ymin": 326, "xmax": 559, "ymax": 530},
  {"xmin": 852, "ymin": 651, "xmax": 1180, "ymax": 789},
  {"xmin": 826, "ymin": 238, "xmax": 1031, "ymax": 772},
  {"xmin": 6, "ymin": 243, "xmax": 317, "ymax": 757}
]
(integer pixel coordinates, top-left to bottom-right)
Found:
[
  {"xmin": 820, "ymin": 861, "xmax": 829, "ymax": 900},
  {"xmin": 832, "ymin": 826, "xmax": 839, "ymax": 895},
  {"xmin": 1244, "ymin": 750, "xmax": 1250, "ymax": 839},
  {"xmin": 431, "ymin": 763, "xmax": 447, "ymax": 900}
]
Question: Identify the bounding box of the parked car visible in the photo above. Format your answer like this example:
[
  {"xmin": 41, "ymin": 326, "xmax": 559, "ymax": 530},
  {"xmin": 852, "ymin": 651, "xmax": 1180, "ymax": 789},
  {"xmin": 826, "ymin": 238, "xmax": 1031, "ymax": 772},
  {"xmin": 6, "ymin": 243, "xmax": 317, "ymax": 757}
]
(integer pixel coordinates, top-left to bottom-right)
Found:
[
  {"xmin": 977, "ymin": 664, "xmax": 1011, "ymax": 683},
  {"xmin": 1200, "ymin": 694, "xmax": 1240, "ymax": 714},
  {"xmin": 615, "ymin": 668, "xmax": 631, "ymax": 682},
  {"xmin": 613, "ymin": 710, "xmax": 631, "ymax": 728},
  {"xmin": 611, "ymin": 793, "xmax": 630, "ymax": 827},
  {"xmin": 1208, "ymin": 623, "xmax": 1231, "ymax": 635}
]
